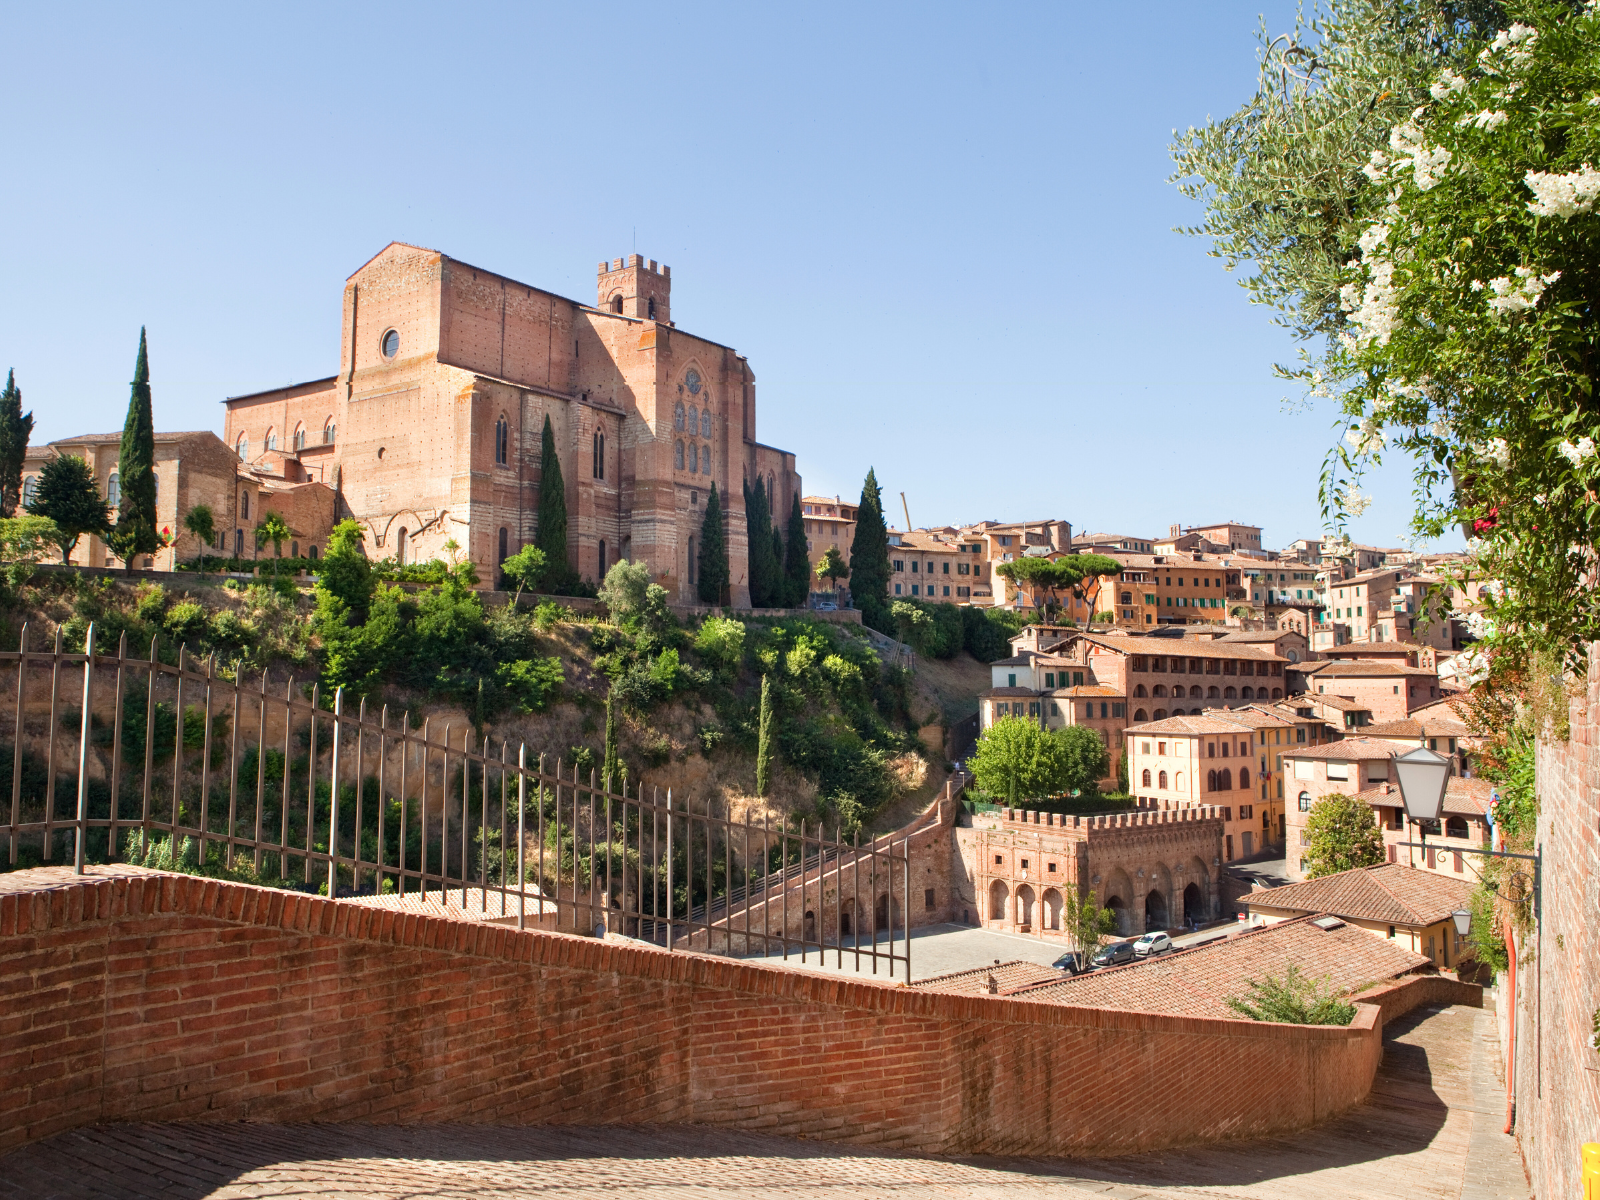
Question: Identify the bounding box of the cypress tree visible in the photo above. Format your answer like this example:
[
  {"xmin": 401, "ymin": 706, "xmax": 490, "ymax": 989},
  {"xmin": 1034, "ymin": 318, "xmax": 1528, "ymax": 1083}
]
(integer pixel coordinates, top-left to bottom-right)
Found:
[
  {"xmin": 535, "ymin": 414, "xmax": 572, "ymax": 591},
  {"xmin": 109, "ymin": 329, "xmax": 160, "ymax": 568},
  {"xmin": 755, "ymin": 673, "xmax": 773, "ymax": 797},
  {"xmin": 696, "ymin": 482, "xmax": 729, "ymax": 604},
  {"xmin": 602, "ymin": 684, "xmax": 619, "ymax": 793},
  {"xmin": 849, "ymin": 468, "xmax": 891, "ymax": 631},
  {"xmin": 771, "ymin": 525, "xmax": 785, "ymax": 606},
  {"xmin": 783, "ymin": 493, "xmax": 810, "ymax": 607},
  {"xmin": 0, "ymin": 371, "xmax": 34, "ymax": 518},
  {"xmin": 744, "ymin": 476, "xmax": 776, "ymax": 607}
]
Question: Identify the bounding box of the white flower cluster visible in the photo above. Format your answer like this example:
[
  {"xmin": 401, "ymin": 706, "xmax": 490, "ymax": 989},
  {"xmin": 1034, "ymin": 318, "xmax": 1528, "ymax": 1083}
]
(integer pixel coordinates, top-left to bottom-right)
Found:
[
  {"xmin": 1482, "ymin": 437, "xmax": 1511, "ymax": 467},
  {"xmin": 1358, "ymin": 223, "xmax": 1390, "ymax": 254},
  {"xmin": 1345, "ymin": 420, "xmax": 1387, "ymax": 456},
  {"xmin": 1486, "ymin": 266, "xmax": 1560, "ymax": 313},
  {"xmin": 1525, "ymin": 165, "xmax": 1600, "ymax": 218},
  {"xmin": 1458, "ymin": 110, "xmax": 1509, "ymax": 131},
  {"xmin": 1481, "ymin": 23, "xmax": 1539, "ymax": 65},
  {"xmin": 1340, "ymin": 257, "xmax": 1399, "ymax": 346},
  {"xmin": 1363, "ymin": 122, "xmax": 1452, "ymax": 190},
  {"xmin": 1558, "ymin": 436, "xmax": 1597, "ymax": 467},
  {"xmin": 1344, "ymin": 488, "xmax": 1374, "ymax": 517},
  {"xmin": 1430, "ymin": 70, "xmax": 1468, "ymax": 100}
]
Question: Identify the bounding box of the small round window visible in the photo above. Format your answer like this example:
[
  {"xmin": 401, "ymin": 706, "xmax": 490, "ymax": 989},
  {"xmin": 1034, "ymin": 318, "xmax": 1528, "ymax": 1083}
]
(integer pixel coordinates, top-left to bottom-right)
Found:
[
  {"xmin": 381, "ymin": 329, "xmax": 400, "ymax": 359},
  {"xmin": 685, "ymin": 369, "xmax": 701, "ymax": 395}
]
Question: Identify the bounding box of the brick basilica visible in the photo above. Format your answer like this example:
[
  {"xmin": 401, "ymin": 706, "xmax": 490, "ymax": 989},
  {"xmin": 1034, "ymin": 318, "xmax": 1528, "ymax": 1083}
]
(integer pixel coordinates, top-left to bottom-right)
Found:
[{"xmin": 222, "ymin": 243, "xmax": 800, "ymax": 604}]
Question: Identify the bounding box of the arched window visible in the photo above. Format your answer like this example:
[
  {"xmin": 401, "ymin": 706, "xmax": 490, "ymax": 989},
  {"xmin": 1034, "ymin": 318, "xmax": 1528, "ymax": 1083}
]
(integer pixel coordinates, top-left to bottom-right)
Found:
[
  {"xmin": 1446, "ymin": 816, "xmax": 1469, "ymax": 838},
  {"xmin": 22, "ymin": 476, "xmax": 36, "ymax": 507},
  {"xmin": 396, "ymin": 528, "xmax": 408, "ymax": 566},
  {"xmin": 1134, "ymin": 709, "xmax": 1147, "ymax": 721},
  {"xmin": 293, "ymin": 423, "xmax": 306, "ymax": 451},
  {"xmin": 674, "ymin": 402, "xmax": 685, "ymax": 431},
  {"xmin": 647, "ymin": 296, "xmax": 656, "ymax": 319},
  {"xmin": 1141, "ymin": 769, "xmax": 1152, "ymax": 787},
  {"xmin": 1152, "ymin": 685, "xmax": 1167, "ymax": 697},
  {"xmin": 1298, "ymin": 790, "xmax": 1313, "ymax": 812},
  {"xmin": 1219, "ymin": 768, "xmax": 1232, "ymax": 790},
  {"xmin": 309, "ymin": 545, "xmax": 319, "ymax": 560},
  {"xmin": 1272, "ymin": 688, "xmax": 1283, "ymax": 699},
  {"xmin": 1240, "ymin": 768, "xmax": 1250, "ymax": 787},
  {"xmin": 290, "ymin": 541, "xmax": 299, "ymax": 557},
  {"xmin": 235, "ymin": 435, "xmax": 248, "ymax": 460},
  {"xmin": 498, "ymin": 527, "xmax": 508, "ymax": 566},
  {"xmin": 1223, "ymin": 686, "xmax": 1237, "ymax": 699},
  {"xmin": 1134, "ymin": 684, "xmax": 1147, "ymax": 698},
  {"xmin": 240, "ymin": 491, "xmax": 250, "ymax": 520},
  {"xmin": 1241, "ymin": 686, "xmax": 1254, "ymax": 699},
  {"xmin": 1158, "ymin": 771, "xmax": 1168, "ymax": 789},
  {"xmin": 598, "ymin": 539, "xmax": 607, "ymax": 575},
  {"xmin": 106, "ymin": 471, "xmax": 120, "ymax": 507},
  {"xmin": 700, "ymin": 408, "xmax": 712, "ymax": 438},
  {"xmin": 496, "ymin": 417, "xmax": 509, "ymax": 465},
  {"xmin": 1175, "ymin": 771, "xmax": 1184, "ymax": 790},
  {"xmin": 234, "ymin": 528, "xmax": 244, "ymax": 556},
  {"xmin": 265, "ymin": 427, "xmax": 277, "ymax": 452},
  {"xmin": 593, "ymin": 430, "xmax": 605, "ymax": 480},
  {"xmin": 323, "ymin": 418, "xmax": 336, "ymax": 445},
  {"xmin": 1153, "ymin": 708, "xmax": 1168, "ymax": 720},
  {"xmin": 689, "ymin": 443, "xmax": 699, "ymax": 473},
  {"xmin": 688, "ymin": 535, "xmax": 697, "ymax": 585},
  {"xmin": 675, "ymin": 441, "xmax": 684, "ymax": 470},
  {"xmin": 610, "ymin": 293, "xmax": 623, "ymax": 314},
  {"xmin": 1208, "ymin": 686, "xmax": 1220, "ymax": 698},
  {"xmin": 701, "ymin": 445, "xmax": 711, "ymax": 475},
  {"xmin": 688, "ymin": 406, "xmax": 698, "ymax": 436},
  {"xmin": 1207, "ymin": 770, "xmax": 1217, "ymax": 791}
]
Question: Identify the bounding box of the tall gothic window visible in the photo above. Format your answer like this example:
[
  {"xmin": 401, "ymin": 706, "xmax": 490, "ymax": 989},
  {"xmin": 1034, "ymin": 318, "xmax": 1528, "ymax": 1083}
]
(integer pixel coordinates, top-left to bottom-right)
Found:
[
  {"xmin": 675, "ymin": 441, "xmax": 684, "ymax": 470},
  {"xmin": 498, "ymin": 527, "xmax": 508, "ymax": 565},
  {"xmin": 700, "ymin": 408, "xmax": 711, "ymax": 438},
  {"xmin": 593, "ymin": 430, "xmax": 605, "ymax": 479},
  {"xmin": 701, "ymin": 445, "xmax": 711, "ymax": 475},
  {"xmin": 323, "ymin": 418, "xmax": 336, "ymax": 445},
  {"xmin": 674, "ymin": 402, "xmax": 685, "ymax": 431},
  {"xmin": 598, "ymin": 539, "xmax": 607, "ymax": 575},
  {"xmin": 240, "ymin": 491, "xmax": 250, "ymax": 520},
  {"xmin": 688, "ymin": 406, "xmax": 698, "ymax": 436},
  {"xmin": 236, "ymin": 435, "xmax": 248, "ymax": 460},
  {"xmin": 688, "ymin": 535, "xmax": 696, "ymax": 585},
  {"xmin": 647, "ymin": 297, "xmax": 656, "ymax": 319},
  {"xmin": 107, "ymin": 471, "xmax": 120, "ymax": 507},
  {"xmin": 689, "ymin": 443, "xmax": 698, "ymax": 473},
  {"xmin": 495, "ymin": 417, "xmax": 509, "ymax": 465},
  {"xmin": 293, "ymin": 424, "xmax": 306, "ymax": 451},
  {"xmin": 265, "ymin": 428, "xmax": 277, "ymax": 452}
]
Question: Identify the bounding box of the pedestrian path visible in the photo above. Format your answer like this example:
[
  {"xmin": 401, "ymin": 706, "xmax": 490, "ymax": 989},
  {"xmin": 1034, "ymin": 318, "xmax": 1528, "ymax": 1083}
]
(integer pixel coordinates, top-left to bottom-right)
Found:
[{"xmin": 0, "ymin": 1000, "xmax": 1528, "ymax": 1198}]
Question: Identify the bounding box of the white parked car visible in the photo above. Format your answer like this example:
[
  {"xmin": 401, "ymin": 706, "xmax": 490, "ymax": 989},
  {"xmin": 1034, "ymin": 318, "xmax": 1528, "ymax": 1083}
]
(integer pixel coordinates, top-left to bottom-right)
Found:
[{"xmin": 1133, "ymin": 931, "xmax": 1172, "ymax": 957}]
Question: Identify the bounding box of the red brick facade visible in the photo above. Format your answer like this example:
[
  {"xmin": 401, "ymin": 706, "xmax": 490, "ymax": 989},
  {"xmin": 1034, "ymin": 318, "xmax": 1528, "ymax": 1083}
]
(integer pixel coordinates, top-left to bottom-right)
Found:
[{"xmin": 1, "ymin": 867, "xmax": 1427, "ymax": 1160}]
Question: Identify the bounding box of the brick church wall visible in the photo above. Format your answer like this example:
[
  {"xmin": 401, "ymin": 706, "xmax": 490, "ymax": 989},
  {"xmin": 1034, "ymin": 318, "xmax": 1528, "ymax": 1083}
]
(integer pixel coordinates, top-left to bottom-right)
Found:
[{"xmin": 1, "ymin": 867, "xmax": 1400, "ymax": 1160}]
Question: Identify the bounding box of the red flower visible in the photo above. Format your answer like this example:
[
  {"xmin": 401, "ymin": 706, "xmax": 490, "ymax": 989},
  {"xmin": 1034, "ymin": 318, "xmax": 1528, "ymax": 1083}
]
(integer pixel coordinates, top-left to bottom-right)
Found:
[{"xmin": 1472, "ymin": 505, "xmax": 1500, "ymax": 534}]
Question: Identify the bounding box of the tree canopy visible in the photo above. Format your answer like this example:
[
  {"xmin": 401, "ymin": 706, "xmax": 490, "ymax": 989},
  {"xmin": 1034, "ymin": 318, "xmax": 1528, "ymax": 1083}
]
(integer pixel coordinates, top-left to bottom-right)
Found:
[
  {"xmin": 696, "ymin": 482, "xmax": 729, "ymax": 604},
  {"xmin": 1304, "ymin": 792, "xmax": 1387, "ymax": 877},
  {"xmin": 968, "ymin": 716, "xmax": 1104, "ymax": 805},
  {"xmin": 848, "ymin": 468, "xmax": 890, "ymax": 631},
  {"xmin": 26, "ymin": 454, "xmax": 109, "ymax": 564},
  {"xmin": 0, "ymin": 371, "xmax": 34, "ymax": 519},
  {"xmin": 995, "ymin": 553, "xmax": 1124, "ymax": 622},
  {"xmin": 109, "ymin": 328, "xmax": 161, "ymax": 567}
]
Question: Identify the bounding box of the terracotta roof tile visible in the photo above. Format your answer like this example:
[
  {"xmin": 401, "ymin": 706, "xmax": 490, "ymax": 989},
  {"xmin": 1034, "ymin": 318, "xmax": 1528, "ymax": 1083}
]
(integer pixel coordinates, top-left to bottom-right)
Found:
[
  {"xmin": 1004, "ymin": 915, "xmax": 1427, "ymax": 1019},
  {"xmin": 912, "ymin": 960, "xmax": 1066, "ymax": 997},
  {"xmin": 1241, "ymin": 863, "xmax": 1474, "ymax": 927},
  {"xmin": 1354, "ymin": 777, "xmax": 1490, "ymax": 817},
  {"xmin": 1282, "ymin": 737, "xmax": 1413, "ymax": 762}
]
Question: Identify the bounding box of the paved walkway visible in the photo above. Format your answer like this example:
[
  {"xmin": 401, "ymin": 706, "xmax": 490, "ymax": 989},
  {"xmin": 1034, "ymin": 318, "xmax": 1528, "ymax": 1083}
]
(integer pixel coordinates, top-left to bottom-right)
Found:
[{"xmin": 0, "ymin": 1002, "xmax": 1528, "ymax": 1199}]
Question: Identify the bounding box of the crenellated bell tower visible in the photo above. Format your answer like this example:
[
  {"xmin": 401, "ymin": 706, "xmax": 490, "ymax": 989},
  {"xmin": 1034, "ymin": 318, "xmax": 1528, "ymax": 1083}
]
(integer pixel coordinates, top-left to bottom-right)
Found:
[{"xmin": 596, "ymin": 254, "xmax": 671, "ymax": 324}]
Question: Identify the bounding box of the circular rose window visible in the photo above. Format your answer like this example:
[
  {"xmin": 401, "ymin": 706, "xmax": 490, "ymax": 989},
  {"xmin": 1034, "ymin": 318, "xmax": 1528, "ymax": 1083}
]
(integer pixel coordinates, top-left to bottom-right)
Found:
[{"xmin": 381, "ymin": 329, "xmax": 400, "ymax": 359}]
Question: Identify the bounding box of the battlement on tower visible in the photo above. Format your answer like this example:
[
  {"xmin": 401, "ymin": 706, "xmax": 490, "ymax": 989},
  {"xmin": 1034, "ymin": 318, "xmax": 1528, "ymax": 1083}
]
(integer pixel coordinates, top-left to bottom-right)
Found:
[
  {"xmin": 998, "ymin": 805, "xmax": 1223, "ymax": 831},
  {"xmin": 596, "ymin": 253, "xmax": 672, "ymax": 323}
]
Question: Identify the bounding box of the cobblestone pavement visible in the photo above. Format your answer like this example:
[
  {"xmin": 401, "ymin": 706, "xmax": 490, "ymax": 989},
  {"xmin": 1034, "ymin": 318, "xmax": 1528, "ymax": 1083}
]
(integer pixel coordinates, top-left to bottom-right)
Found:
[{"xmin": 0, "ymin": 1002, "xmax": 1528, "ymax": 1199}]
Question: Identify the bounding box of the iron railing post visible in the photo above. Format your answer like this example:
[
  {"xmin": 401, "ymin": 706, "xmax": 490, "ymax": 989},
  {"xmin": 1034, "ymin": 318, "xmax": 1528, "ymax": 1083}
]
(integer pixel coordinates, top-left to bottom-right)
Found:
[{"xmin": 73, "ymin": 624, "xmax": 95, "ymax": 873}]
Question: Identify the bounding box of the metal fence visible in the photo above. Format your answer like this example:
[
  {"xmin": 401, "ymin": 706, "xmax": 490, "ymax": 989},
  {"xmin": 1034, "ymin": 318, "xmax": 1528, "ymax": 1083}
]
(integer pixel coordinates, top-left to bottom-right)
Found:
[{"xmin": 0, "ymin": 622, "xmax": 912, "ymax": 979}]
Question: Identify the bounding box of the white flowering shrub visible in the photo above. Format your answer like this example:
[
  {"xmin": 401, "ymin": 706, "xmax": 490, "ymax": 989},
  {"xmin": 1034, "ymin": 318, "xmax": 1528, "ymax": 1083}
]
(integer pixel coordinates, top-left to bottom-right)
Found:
[{"xmin": 1176, "ymin": 0, "xmax": 1600, "ymax": 662}]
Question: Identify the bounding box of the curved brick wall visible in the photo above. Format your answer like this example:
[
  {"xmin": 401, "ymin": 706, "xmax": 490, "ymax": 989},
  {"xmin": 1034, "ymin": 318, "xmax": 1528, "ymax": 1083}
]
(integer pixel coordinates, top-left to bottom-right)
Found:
[{"xmin": 2, "ymin": 868, "xmax": 1412, "ymax": 1158}]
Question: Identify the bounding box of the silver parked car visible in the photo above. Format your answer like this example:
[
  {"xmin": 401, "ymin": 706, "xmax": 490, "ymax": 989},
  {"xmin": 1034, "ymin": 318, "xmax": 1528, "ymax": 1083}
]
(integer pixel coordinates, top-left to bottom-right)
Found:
[{"xmin": 1133, "ymin": 931, "xmax": 1172, "ymax": 957}]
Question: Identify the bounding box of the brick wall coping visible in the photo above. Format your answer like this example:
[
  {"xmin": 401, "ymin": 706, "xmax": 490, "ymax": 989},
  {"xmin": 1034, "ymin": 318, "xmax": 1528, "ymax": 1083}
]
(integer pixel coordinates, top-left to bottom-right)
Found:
[
  {"xmin": 999, "ymin": 805, "xmax": 1223, "ymax": 830},
  {"xmin": 1, "ymin": 865, "xmax": 1469, "ymax": 1160},
  {"xmin": 3, "ymin": 867, "xmax": 1372, "ymax": 1043}
]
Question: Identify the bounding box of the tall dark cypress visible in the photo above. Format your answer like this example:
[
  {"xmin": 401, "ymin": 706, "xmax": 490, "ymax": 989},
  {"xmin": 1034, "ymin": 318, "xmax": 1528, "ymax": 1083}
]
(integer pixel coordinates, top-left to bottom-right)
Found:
[
  {"xmin": 849, "ymin": 468, "xmax": 890, "ymax": 631},
  {"xmin": 110, "ymin": 329, "xmax": 160, "ymax": 567},
  {"xmin": 783, "ymin": 493, "xmax": 810, "ymax": 607},
  {"xmin": 696, "ymin": 482, "xmax": 729, "ymax": 604},
  {"xmin": 0, "ymin": 370, "xmax": 34, "ymax": 518},
  {"xmin": 535, "ymin": 414, "xmax": 571, "ymax": 589},
  {"xmin": 745, "ymin": 476, "xmax": 776, "ymax": 607}
]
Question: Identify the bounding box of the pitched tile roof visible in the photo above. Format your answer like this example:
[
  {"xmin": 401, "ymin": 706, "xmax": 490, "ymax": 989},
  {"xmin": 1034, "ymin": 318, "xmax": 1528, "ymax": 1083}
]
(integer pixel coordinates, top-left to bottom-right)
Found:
[
  {"xmin": 1218, "ymin": 630, "xmax": 1305, "ymax": 643},
  {"xmin": 1053, "ymin": 684, "xmax": 1124, "ymax": 698},
  {"xmin": 911, "ymin": 960, "xmax": 1066, "ymax": 997},
  {"xmin": 1241, "ymin": 863, "xmax": 1475, "ymax": 927},
  {"xmin": 1002, "ymin": 915, "xmax": 1427, "ymax": 1019},
  {"xmin": 1309, "ymin": 661, "xmax": 1440, "ymax": 678},
  {"xmin": 1125, "ymin": 714, "xmax": 1262, "ymax": 736},
  {"xmin": 1354, "ymin": 777, "xmax": 1491, "ymax": 817},
  {"xmin": 1070, "ymin": 633, "xmax": 1287, "ymax": 663},
  {"xmin": 1365, "ymin": 711, "xmax": 1471, "ymax": 738},
  {"xmin": 1281, "ymin": 737, "xmax": 1413, "ymax": 762}
]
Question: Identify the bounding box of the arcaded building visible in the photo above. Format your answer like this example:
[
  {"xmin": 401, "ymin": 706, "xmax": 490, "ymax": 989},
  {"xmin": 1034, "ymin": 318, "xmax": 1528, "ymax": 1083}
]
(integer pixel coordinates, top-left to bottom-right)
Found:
[{"xmin": 222, "ymin": 244, "xmax": 801, "ymax": 604}]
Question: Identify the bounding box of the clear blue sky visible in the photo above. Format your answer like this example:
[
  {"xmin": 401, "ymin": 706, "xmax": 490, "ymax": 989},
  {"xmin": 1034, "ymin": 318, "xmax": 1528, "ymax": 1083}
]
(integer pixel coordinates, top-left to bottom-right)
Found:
[{"xmin": 0, "ymin": 2, "xmax": 1452, "ymax": 553}]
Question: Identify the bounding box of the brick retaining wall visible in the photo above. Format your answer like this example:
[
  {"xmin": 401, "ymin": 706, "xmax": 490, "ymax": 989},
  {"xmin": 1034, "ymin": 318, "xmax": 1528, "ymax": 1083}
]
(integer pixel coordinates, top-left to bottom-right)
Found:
[{"xmin": 1, "ymin": 867, "xmax": 1441, "ymax": 1159}]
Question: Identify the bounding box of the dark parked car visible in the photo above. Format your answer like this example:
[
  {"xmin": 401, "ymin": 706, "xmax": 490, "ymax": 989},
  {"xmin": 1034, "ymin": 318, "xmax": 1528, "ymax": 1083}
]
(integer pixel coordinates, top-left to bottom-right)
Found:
[
  {"xmin": 1052, "ymin": 950, "xmax": 1088, "ymax": 975},
  {"xmin": 1089, "ymin": 941, "xmax": 1136, "ymax": 969}
]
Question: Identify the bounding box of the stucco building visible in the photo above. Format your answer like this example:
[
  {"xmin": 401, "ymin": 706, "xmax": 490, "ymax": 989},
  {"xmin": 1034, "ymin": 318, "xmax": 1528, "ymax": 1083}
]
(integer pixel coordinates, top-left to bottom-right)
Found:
[{"xmin": 221, "ymin": 244, "xmax": 800, "ymax": 603}]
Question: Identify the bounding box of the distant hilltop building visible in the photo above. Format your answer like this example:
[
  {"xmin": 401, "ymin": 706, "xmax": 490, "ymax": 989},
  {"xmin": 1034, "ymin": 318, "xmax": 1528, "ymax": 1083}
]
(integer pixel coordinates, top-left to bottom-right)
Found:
[{"xmin": 222, "ymin": 244, "xmax": 800, "ymax": 604}]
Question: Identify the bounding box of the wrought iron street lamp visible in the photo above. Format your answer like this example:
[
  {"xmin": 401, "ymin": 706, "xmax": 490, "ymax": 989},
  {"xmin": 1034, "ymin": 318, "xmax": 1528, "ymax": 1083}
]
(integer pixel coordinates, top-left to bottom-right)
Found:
[{"xmin": 1452, "ymin": 908, "xmax": 1472, "ymax": 937}]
